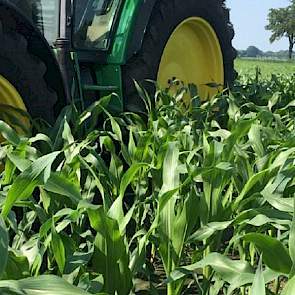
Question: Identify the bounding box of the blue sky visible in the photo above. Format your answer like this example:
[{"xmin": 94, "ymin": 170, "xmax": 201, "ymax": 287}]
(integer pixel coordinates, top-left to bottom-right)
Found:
[{"xmin": 226, "ymin": 0, "xmax": 290, "ymax": 51}]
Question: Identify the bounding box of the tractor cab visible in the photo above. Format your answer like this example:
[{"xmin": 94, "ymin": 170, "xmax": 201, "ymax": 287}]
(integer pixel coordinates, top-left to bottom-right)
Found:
[
  {"xmin": 9, "ymin": 0, "xmax": 125, "ymax": 110},
  {"xmin": 12, "ymin": 0, "xmax": 120, "ymax": 50}
]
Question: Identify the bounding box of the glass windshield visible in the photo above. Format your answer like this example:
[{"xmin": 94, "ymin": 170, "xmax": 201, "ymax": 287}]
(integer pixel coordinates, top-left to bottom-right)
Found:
[
  {"xmin": 73, "ymin": 0, "xmax": 120, "ymax": 50},
  {"xmin": 11, "ymin": 0, "xmax": 59, "ymax": 45}
]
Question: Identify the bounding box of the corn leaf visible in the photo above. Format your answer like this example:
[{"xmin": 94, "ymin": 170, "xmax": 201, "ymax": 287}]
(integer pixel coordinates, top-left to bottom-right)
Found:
[
  {"xmin": 244, "ymin": 233, "xmax": 292, "ymax": 274},
  {"xmin": 282, "ymin": 276, "xmax": 295, "ymax": 295},
  {"xmin": 168, "ymin": 252, "xmax": 254, "ymax": 284},
  {"xmin": 0, "ymin": 215, "xmax": 8, "ymax": 277},
  {"xmin": 1, "ymin": 152, "xmax": 60, "ymax": 218},
  {"xmin": 251, "ymin": 257, "xmax": 265, "ymax": 295},
  {"xmin": 289, "ymin": 196, "xmax": 295, "ymax": 278},
  {"xmin": 0, "ymin": 275, "xmax": 93, "ymax": 294},
  {"xmin": 188, "ymin": 220, "xmax": 233, "ymax": 242},
  {"xmin": 0, "ymin": 120, "xmax": 21, "ymax": 146},
  {"xmin": 158, "ymin": 142, "xmax": 179, "ymax": 273},
  {"xmin": 51, "ymin": 219, "xmax": 66, "ymax": 274},
  {"xmin": 44, "ymin": 172, "xmax": 81, "ymax": 204},
  {"xmin": 87, "ymin": 207, "xmax": 132, "ymax": 295}
]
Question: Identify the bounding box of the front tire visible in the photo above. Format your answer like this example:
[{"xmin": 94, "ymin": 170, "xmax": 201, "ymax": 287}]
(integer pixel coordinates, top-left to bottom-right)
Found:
[{"xmin": 0, "ymin": 18, "xmax": 58, "ymax": 125}]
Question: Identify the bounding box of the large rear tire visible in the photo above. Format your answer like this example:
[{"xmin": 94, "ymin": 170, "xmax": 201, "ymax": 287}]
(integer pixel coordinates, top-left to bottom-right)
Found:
[
  {"xmin": 122, "ymin": 0, "xmax": 236, "ymax": 112},
  {"xmin": 0, "ymin": 19, "xmax": 58, "ymax": 125}
]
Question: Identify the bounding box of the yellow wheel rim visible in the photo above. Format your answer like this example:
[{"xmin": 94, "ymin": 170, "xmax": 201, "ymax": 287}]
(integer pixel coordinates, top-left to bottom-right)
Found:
[
  {"xmin": 0, "ymin": 75, "xmax": 30, "ymax": 133},
  {"xmin": 157, "ymin": 17, "xmax": 224, "ymax": 102}
]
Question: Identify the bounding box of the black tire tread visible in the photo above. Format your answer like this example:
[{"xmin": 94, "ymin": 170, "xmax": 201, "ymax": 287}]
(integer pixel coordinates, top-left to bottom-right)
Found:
[{"xmin": 0, "ymin": 18, "xmax": 57, "ymax": 123}]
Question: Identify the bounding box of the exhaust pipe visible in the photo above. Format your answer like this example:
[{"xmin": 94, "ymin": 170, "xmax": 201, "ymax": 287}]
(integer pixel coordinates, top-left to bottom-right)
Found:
[{"xmin": 54, "ymin": 0, "xmax": 73, "ymax": 104}]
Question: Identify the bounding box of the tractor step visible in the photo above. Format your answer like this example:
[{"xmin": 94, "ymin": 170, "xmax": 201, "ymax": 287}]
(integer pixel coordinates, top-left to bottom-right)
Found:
[{"xmin": 82, "ymin": 85, "xmax": 119, "ymax": 92}]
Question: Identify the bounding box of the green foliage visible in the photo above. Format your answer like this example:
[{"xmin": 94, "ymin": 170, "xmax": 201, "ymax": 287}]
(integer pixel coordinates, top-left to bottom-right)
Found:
[
  {"xmin": 266, "ymin": 1, "xmax": 295, "ymax": 59},
  {"xmin": 0, "ymin": 71, "xmax": 294, "ymax": 294},
  {"xmin": 0, "ymin": 275, "xmax": 101, "ymax": 295},
  {"xmin": 235, "ymin": 58, "xmax": 295, "ymax": 78}
]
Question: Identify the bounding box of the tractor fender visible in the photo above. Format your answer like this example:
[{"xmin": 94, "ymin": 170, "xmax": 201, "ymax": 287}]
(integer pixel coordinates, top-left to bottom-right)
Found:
[
  {"xmin": 0, "ymin": 0, "xmax": 66, "ymax": 105},
  {"xmin": 126, "ymin": 0, "xmax": 157, "ymax": 60}
]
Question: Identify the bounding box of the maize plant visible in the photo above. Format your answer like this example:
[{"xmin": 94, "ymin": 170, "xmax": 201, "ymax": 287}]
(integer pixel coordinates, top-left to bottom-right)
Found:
[{"xmin": 0, "ymin": 72, "xmax": 294, "ymax": 294}]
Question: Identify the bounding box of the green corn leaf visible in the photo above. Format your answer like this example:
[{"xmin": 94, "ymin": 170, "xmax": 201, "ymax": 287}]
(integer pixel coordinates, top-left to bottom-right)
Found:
[
  {"xmin": 134, "ymin": 80, "xmax": 151, "ymax": 112},
  {"xmin": 3, "ymin": 250, "xmax": 30, "ymax": 280},
  {"xmin": 108, "ymin": 163, "xmax": 148, "ymax": 224},
  {"xmin": 39, "ymin": 188, "xmax": 51, "ymax": 214},
  {"xmin": 261, "ymin": 173, "xmax": 294, "ymax": 213},
  {"xmin": 119, "ymin": 163, "xmax": 148, "ymax": 199},
  {"xmin": 6, "ymin": 152, "xmax": 31, "ymax": 172},
  {"xmin": 128, "ymin": 129, "xmax": 136, "ymax": 159},
  {"xmin": 268, "ymin": 91, "xmax": 280, "ymax": 111},
  {"xmin": 51, "ymin": 219, "xmax": 66, "ymax": 274},
  {"xmin": 223, "ymin": 119, "xmax": 253, "ymax": 158},
  {"xmin": 28, "ymin": 133, "xmax": 53, "ymax": 147},
  {"xmin": 188, "ymin": 220, "xmax": 233, "ymax": 242},
  {"xmin": 235, "ymin": 208, "xmax": 292, "ymax": 226},
  {"xmin": 270, "ymin": 147, "xmax": 295, "ymax": 169},
  {"xmin": 44, "ymin": 172, "xmax": 81, "ymax": 204},
  {"xmin": 160, "ymin": 142, "xmax": 179, "ymax": 194},
  {"xmin": 158, "ymin": 188, "xmax": 179, "ymax": 213},
  {"xmin": 173, "ymin": 192, "xmax": 198, "ymax": 261},
  {"xmin": 168, "ymin": 253, "xmax": 254, "ymax": 285},
  {"xmin": 0, "ymin": 216, "xmax": 8, "ymax": 278},
  {"xmin": 244, "ymin": 233, "xmax": 292, "ymax": 274},
  {"xmin": 234, "ymin": 168, "xmax": 270, "ymax": 209},
  {"xmin": 0, "ymin": 275, "xmax": 93, "ymax": 294},
  {"xmin": 289, "ymin": 196, "xmax": 295, "ymax": 278},
  {"xmin": 0, "ymin": 120, "xmax": 21, "ymax": 146},
  {"xmin": 1, "ymin": 152, "xmax": 60, "ymax": 218},
  {"xmin": 248, "ymin": 124, "xmax": 264, "ymax": 157},
  {"xmin": 79, "ymin": 95, "xmax": 111, "ymax": 125},
  {"xmin": 282, "ymin": 276, "xmax": 295, "ymax": 295},
  {"xmin": 62, "ymin": 120, "xmax": 74, "ymax": 145},
  {"xmin": 110, "ymin": 117, "xmax": 122, "ymax": 142},
  {"xmin": 251, "ymin": 256, "xmax": 265, "ymax": 295},
  {"xmin": 263, "ymin": 195, "xmax": 294, "ymax": 213},
  {"xmin": 245, "ymin": 213, "xmax": 290, "ymax": 227},
  {"xmin": 228, "ymin": 268, "xmax": 278, "ymax": 295},
  {"xmin": 119, "ymin": 203, "xmax": 135, "ymax": 234},
  {"xmin": 39, "ymin": 208, "xmax": 76, "ymax": 238},
  {"xmin": 158, "ymin": 142, "xmax": 179, "ymax": 273},
  {"xmin": 215, "ymin": 162, "xmax": 233, "ymax": 171},
  {"xmin": 3, "ymin": 158, "xmax": 16, "ymax": 185},
  {"xmin": 50, "ymin": 106, "xmax": 72, "ymax": 150},
  {"xmin": 87, "ymin": 207, "xmax": 132, "ymax": 295}
]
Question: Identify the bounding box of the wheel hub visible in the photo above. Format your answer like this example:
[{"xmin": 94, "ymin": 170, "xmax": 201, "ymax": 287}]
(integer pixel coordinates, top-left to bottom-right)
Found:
[
  {"xmin": 0, "ymin": 75, "xmax": 30, "ymax": 133},
  {"xmin": 157, "ymin": 17, "xmax": 224, "ymax": 101}
]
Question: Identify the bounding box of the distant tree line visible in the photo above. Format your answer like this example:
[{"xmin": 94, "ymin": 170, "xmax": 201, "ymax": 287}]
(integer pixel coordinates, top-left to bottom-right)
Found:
[{"xmin": 238, "ymin": 45, "xmax": 293, "ymax": 60}]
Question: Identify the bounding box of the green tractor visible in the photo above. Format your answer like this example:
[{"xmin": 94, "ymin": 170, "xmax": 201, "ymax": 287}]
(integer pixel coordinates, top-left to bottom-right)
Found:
[{"xmin": 0, "ymin": 0, "xmax": 236, "ymax": 126}]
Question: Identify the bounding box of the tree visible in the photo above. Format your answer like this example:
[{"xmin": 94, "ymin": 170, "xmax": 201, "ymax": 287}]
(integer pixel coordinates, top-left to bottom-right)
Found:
[
  {"xmin": 245, "ymin": 46, "xmax": 263, "ymax": 58},
  {"xmin": 266, "ymin": 0, "xmax": 295, "ymax": 59}
]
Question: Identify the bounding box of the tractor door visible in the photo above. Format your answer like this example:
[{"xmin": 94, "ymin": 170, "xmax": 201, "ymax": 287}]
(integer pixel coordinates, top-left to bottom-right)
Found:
[{"xmin": 71, "ymin": 0, "xmax": 123, "ymax": 112}]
